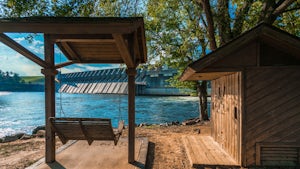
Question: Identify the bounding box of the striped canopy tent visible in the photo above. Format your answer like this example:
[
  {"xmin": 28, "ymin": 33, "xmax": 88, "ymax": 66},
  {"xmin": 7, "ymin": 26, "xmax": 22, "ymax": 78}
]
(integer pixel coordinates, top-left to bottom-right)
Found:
[{"xmin": 0, "ymin": 17, "xmax": 147, "ymax": 163}]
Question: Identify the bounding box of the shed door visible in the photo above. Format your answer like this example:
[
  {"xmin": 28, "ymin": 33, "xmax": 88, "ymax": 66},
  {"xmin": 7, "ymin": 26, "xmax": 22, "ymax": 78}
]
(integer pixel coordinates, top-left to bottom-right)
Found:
[{"xmin": 211, "ymin": 72, "xmax": 242, "ymax": 163}]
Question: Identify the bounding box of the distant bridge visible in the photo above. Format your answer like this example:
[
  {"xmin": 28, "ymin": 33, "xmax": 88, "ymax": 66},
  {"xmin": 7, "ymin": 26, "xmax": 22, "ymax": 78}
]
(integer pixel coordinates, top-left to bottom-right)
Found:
[
  {"xmin": 57, "ymin": 68, "xmax": 190, "ymax": 95},
  {"xmin": 58, "ymin": 68, "xmax": 146, "ymax": 94}
]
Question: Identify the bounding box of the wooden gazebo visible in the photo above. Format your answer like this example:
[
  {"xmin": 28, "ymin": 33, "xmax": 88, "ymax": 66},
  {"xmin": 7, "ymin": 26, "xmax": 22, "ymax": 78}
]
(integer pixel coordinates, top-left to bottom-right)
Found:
[{"xmin": 0, "ymin": 17, "xmax": 147, "ymax": 163}]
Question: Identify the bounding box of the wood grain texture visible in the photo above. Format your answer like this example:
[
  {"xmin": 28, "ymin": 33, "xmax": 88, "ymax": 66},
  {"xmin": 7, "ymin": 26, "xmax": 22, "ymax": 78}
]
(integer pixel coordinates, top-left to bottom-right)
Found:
[
  {"xmin": 244, "ymin": 67, "xmax": 300, "ymax": 166},
  {"xmin": 182, "ymin": 135, "xmax": 239, "ymax": 168},
  {"xmin": 211, "ymin": 72, "xmax": 242, "ymax": 164}
]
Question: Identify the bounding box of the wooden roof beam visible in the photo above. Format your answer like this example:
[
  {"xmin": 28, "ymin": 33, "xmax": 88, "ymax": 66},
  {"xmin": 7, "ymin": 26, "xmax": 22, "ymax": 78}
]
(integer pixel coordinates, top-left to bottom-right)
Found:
[
  {"xmin": 0, "ymin": 33, "xmax": 48, "ymax": 68},
  {"xmin": 49, "ymin": 34, "xmax": 115, "ymax": 43},
  {"xmin": 56, "ymin": 39, "xmax": 115, "ymax": 43},
  {"xmin": 56, "ymin": 42, "xmax": 82, "ymax": 62},
  {"xmin": 71, "ymin": 60, "xmax": 123, "ymax": 64},
  {"xmin": 55, "ymin": 61, "xmax": 74, "ymax": 69},
  {"xmin": 133, "ymin": 31, "xmax": 141, "ymax": 62},
  {"xmin": 113, "ymin": 34, "xmax": 135, "ymax": 68},
  {"xmin": 179, "ymin": 67, "xmax": 196, "ymax": 81},
  {"xmin": 0, "ymin": 17, "xmax": 143, "ymax": 34}
]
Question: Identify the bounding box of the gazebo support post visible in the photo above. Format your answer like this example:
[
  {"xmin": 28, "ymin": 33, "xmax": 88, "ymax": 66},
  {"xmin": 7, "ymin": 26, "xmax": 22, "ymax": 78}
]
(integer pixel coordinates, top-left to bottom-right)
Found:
[
  {"xmin": 126, "ymin": 68, "xmax": 136, "ymax": 163},
  {"xmin": 43, "ymin": 34, "xmax": 56, "ymax": 163}
]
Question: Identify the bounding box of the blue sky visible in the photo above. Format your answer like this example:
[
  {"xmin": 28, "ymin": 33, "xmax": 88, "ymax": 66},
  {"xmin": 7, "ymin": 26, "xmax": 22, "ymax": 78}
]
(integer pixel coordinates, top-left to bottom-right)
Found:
[{"xmin": 0, "ymin": 33, "xmax": 118, "ymax": 76}]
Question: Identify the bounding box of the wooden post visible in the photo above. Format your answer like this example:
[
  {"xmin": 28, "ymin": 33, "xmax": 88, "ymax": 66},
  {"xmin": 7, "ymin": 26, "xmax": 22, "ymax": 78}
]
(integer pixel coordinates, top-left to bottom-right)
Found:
[
  {"xmin": 126, "ymin": 68, "xmax": 136, "ymax": 163},
  {"xmin": 43, "ymin": 34, "xmax": 56, "ymax": 163}
]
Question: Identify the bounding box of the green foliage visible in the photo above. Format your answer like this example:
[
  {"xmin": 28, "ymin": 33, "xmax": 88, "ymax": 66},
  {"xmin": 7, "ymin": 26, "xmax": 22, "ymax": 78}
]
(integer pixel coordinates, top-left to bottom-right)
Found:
[
  {"xmin": 146, "ymin": 0, "xmax": 205, "ymax": 92},
  {"xmin": 20, "ymin": 76, "xmax": 44, "ymax": 84},
  {"xmin": 146, "ymin": 0, "xmax": 300, "ymax": 91},
  {"xmin": 0, "ymin": 70, "xmax": 22, "ymax": 84},
  {"xmin": 52, "ymin": 0, "xmax": 97, "ymax": 17},
  {"xmin": 275, "ymin": 5, "xmax": 300, "ymax": 36},
  {"xmin": 0, "ymin": 0, "xmax": 146, "ymax": 17},
  {"xmin": 1, "ymin": 0, "xmax": 49, "ymax": 17}
]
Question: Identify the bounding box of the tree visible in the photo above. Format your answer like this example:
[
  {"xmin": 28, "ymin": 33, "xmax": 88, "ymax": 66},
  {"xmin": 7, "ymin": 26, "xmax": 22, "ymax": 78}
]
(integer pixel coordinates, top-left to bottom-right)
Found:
[
  {"xmin": 146, "ymin": 0, "xmax": 300, "ymax": 120},
  {"xmin": 146, "ymin": 0, "xmax": 210, "ymax": 120},
  {"xmin": 0, "ymin": 69, "xmax": 22, "ymax": 84}
]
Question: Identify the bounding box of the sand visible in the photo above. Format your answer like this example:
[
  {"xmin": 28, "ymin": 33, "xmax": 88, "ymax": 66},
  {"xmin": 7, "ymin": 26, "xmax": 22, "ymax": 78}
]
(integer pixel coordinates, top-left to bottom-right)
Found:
[{"xmin": 0, "ymin": 122, "xmax": 211, "ymax": 169}]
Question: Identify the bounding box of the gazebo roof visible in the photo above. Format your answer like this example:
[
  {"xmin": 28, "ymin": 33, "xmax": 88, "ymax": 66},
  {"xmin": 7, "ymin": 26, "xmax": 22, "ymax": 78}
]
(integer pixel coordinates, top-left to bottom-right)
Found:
[
  {"xmin": 0, "ymin": 17, "xmax": 147, "ymax": 68},
  {"xmin": 180, "ymin": 23, "xmax": 300, "ymax": 81}
]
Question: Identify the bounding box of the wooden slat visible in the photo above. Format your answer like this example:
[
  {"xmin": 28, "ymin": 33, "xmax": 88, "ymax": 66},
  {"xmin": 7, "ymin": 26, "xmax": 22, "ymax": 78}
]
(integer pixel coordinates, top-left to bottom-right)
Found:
[
  {"xmin": 49, "ymin": 117, "xmax": 121, "ymax": 145},
  {"xmin": 247, "ymin": 96, "xmax": 300, "ymax": 137},
  {"xmin": 79, "ymin": 120, "xmax": 93, "ymax": 145},
  {"xmin": 70, "ymin": 43, "xmax": 117, "ymax": 49},
  {"xmin": 246, "ymin": 70, "xmax": 299, "ymax": 112},
  {"xmin": 182, "ymin": 135, "xmax": 239, "ymax": 168},
  {"xmin": 245, "ymin": 67, "xmax": 300, "ymax": 166},
  {"xmin": 58, "ymin": 39, "xmax": 115, "ymax": 43},
  {"xmin": 210, "ymin": 72, "xmax": 242, "ymax": 163},
  {"xmin": 298, "ymin": 148, "xmax": 300, "ymax": 164},
  {"xmin": 256, "ymin": 143, "xmax": 300, "ymax": 166},
  {"xmin": 246, "ymin": 106, "xmax": 300, "ymax": 151}
]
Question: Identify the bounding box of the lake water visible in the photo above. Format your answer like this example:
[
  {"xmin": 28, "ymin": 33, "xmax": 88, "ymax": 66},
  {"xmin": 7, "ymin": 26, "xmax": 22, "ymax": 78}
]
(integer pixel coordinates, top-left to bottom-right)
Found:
[{"xmin": 0, "ymin": 92, "xmax": 203, "ymax": 137}]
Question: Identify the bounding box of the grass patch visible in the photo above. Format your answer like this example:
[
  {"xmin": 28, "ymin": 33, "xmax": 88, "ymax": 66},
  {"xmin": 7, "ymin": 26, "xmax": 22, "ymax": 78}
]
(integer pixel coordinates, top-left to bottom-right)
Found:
[{"xmin": 20, "ymin": 76, "xmax": 44, "ymax": 84}]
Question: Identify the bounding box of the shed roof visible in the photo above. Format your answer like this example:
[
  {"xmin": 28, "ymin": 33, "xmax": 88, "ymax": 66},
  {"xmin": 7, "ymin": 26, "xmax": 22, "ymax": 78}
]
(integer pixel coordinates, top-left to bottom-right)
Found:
[
  {"xmin": 180, "ymin": 23, "xmax": 300, "ymax": 81},
  {"xmin": 0, "ymin": 17, "xmax": 147, "ymax": 68}
]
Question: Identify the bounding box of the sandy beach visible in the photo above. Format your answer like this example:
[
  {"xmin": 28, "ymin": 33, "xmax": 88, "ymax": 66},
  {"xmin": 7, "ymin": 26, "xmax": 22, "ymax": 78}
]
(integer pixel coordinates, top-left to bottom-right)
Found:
[{"xmin": 0, "ymin": 122, "xmax": 211, "ymax": 169}]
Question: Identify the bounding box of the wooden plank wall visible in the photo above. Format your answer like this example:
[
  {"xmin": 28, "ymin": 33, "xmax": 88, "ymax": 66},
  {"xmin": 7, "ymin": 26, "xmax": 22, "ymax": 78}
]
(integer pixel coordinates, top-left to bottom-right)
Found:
[
  {"xmin": 211, "ymin": 72, "xmax": 242, "ymax": 164},
  {"xmin": 244, "ymin": 67, "xmax": 300, "ymax": 166}
]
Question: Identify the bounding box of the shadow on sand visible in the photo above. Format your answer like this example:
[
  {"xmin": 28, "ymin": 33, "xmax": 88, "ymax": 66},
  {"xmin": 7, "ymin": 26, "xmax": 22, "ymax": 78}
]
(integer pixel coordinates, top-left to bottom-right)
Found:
[
  {"xmin": 46, "ymin": 162, "xmax": 66, "ymax": 169},
  {"xmin": 145, "ymin": 141, "xmax": 155, "ymax": 169}
]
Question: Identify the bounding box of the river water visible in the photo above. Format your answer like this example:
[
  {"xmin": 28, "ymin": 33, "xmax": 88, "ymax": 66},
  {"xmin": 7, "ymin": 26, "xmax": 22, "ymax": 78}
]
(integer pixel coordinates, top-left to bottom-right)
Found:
[{"xmin": 0, "ymin": 92, "xmax": 203, "ymax": 137}]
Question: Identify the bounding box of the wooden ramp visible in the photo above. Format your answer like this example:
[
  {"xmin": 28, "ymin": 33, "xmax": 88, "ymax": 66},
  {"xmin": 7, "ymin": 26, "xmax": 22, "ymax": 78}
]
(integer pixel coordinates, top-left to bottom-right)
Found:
[{"xmin": 182, "ymin": 135, "xmax": 239, "ymax": 168}]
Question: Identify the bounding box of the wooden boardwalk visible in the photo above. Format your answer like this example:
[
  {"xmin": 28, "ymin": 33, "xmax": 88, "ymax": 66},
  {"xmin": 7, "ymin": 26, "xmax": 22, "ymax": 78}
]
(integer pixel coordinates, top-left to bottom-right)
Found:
[{"xmin": 182, "ymin": 135, "xmax": 239, "ymax": 168}]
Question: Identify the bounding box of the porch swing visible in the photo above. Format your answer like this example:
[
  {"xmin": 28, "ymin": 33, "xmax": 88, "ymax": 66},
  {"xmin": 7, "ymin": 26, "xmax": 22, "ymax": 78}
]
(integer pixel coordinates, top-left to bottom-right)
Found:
[{"xmin": 49, "ymin": 69, "xmax": 125, "ymax": 146}]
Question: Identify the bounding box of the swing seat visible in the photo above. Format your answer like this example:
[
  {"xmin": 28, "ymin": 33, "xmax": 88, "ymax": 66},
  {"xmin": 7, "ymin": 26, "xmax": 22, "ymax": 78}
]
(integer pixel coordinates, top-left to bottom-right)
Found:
[{"xmin": 49, "ymin": 117, "xmax": 124, "ymax": 145}]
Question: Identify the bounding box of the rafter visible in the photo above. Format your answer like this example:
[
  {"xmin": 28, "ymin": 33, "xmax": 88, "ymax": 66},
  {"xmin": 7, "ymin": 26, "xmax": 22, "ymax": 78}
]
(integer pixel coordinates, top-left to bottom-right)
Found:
[
  {"xmin": 55, "ymin": 61, "xmax": 74, "ymax": 69},
  {"xmin": 56, "ymin": 42, "xmax": 81, "ymax": 62},
  {"xmin": 113, "ymin": 34, "xmax": 135, "ymax": 68},
  {"xmin": 0, "ymin": 33, "xmax": 48, "ymax": 68},
  {"xmin": 49, "ymin": 34, "xmax": 115, "ymax": 43},
  {"xmin": 133, "ymin": 31, "xmax": 140, "ymax": 62}
]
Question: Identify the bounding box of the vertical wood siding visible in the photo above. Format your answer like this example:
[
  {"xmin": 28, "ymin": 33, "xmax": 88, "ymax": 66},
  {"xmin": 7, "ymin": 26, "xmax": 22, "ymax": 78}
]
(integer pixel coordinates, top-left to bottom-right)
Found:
[
  {"xmin": 245, "ymin": 67, "xmax": 300, "ymax": 166},
  {"xmin": 211, "ymin": 72, "xmax": 242, "ymax": 164}
]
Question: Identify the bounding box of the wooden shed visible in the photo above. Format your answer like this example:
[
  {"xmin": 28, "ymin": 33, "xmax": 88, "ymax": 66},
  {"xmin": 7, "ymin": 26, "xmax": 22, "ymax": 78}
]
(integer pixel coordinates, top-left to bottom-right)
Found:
[{"xmin": 181, "ymin": 23, "xmax": 300, "ymax": 168}]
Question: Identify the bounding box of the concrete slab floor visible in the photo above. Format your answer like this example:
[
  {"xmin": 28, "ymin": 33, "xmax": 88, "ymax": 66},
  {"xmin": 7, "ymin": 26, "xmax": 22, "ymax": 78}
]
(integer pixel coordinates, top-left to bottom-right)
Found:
[{"xmin": 28, "ymin": 137, "xmax": 148, "ymax": 169}]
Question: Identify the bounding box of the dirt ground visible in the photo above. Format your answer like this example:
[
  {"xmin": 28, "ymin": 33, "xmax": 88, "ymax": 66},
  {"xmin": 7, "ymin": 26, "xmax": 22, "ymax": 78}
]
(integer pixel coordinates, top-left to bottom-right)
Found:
[{"xmin": 0, "ymin": 123, "xmax": 211, "ymax": 169}]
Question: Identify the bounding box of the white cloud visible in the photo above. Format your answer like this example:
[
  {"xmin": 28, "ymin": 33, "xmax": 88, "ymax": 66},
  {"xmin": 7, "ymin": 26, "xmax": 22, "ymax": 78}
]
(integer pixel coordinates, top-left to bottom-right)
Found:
[
  {"xmin": 28, "ymin": 44, "xmax": 44, "ymax": 56},
  {"xmin": 60, "ymin": 67, "xmax": 86, "ymax": 74},
  {"xmin": 0, "ymin": 52, "xmax": 42, "ymax": 76},
  {"xmin": 58, "ymin": 64, "xmax": 120, "ymax": 74},
  {"xmin": 76, "ymin": 64, "xmax": 119, "ymax": 71},
  {"xmin": 13, "ymin": 37, "xmax": 25, "ymax": 43}
]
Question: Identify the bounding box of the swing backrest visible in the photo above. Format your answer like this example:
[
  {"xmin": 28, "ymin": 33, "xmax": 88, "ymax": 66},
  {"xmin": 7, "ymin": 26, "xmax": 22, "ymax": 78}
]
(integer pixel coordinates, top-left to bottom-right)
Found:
[{"xmin": 49, "ymin": 117, "xmax": 116, "ymax": 145}]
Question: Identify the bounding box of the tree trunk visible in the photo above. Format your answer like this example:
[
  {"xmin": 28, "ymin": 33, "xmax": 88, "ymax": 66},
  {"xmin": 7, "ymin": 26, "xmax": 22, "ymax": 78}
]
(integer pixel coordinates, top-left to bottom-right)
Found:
[
  {"xmin": 197, "ymin": 81, "xmax": 209, "ymax": 121},
  {"xmin": 201, "ymin": 0, "xmax": 217, "ymax": 50}
]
